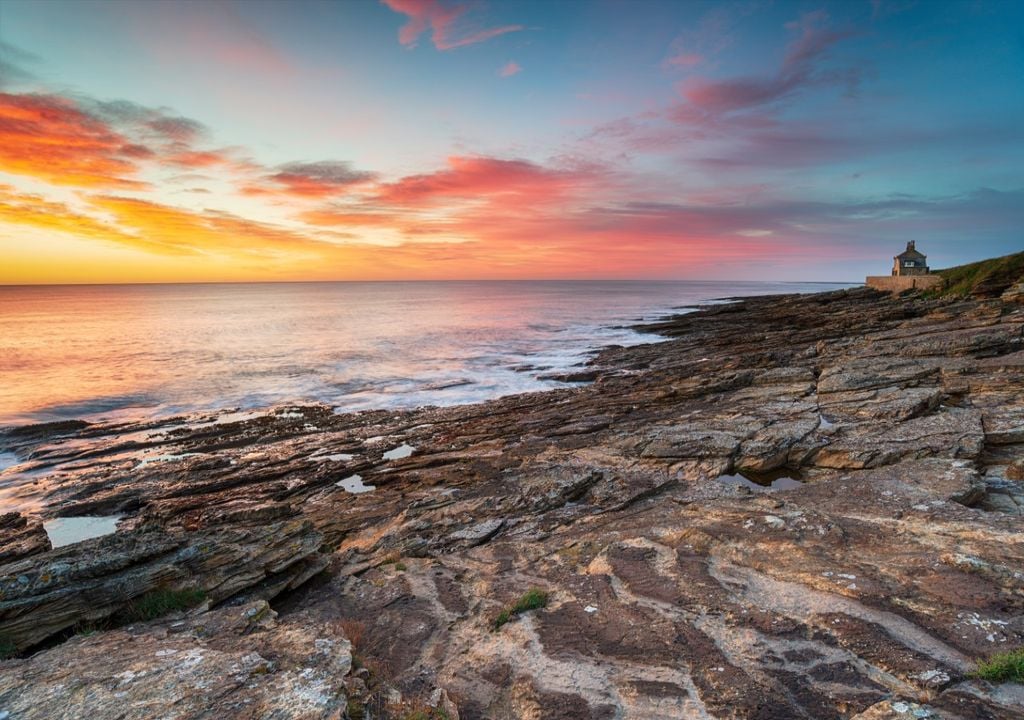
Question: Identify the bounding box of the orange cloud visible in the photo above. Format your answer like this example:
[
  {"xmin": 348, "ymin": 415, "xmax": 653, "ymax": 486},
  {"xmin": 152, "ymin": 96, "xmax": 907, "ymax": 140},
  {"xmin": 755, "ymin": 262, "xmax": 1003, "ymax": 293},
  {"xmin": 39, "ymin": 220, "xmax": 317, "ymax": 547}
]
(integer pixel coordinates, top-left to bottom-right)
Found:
[
  {"xmin": 299, "ymin": 209, "xmax": 401, "ymax": 227},
  {"xmin": 0, "ymin": 184, "xmax": 152, "ymax": 249},
  {"xmin": 164, "ymin": 148, "xmax": 233, "ymax": 168},
  {"xmin": 86, "ymin": 195, "xmax": 337, "ymax": 258},
  {"xmin": 0, "ymin": 93, "xmax": 147, "ymax": 188},
  {"xmin": 0, "ymin": 91, "xmax": 245, "ymax": 190}
]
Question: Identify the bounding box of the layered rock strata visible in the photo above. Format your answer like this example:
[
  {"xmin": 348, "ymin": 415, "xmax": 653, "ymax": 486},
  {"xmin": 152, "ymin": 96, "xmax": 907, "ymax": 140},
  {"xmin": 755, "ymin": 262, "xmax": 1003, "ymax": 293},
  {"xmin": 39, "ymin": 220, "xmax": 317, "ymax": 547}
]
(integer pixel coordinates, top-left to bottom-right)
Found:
[{"xmin": 1, "ymin": 286, "xmax": 1023, "ymax": 719}]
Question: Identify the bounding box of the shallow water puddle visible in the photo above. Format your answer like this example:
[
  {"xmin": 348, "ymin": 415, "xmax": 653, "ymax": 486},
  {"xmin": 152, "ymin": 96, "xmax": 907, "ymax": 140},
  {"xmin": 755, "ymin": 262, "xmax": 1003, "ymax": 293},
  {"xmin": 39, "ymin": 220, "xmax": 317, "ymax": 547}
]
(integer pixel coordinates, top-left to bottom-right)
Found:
[
  {"xmin": 336, "ymin": 474, "xmax": 375, "ymax": 494},
  {"xmin": 719, "ymin": 469, "xmax": 803, "ymax": 491},
  {"xmin": 44, "ymin": 515, "xmax": 121, "ymax": 548},
  {"xmin": 137, "ymin": 452, "xmax": 199, "ymax": 468},
  {"xmin": 192, "ymin": 409, "xmax": 262, "ymax": 428},
  {"xmin": 383, "ymin": 443, "xmax": 415, "ymax": 460}
]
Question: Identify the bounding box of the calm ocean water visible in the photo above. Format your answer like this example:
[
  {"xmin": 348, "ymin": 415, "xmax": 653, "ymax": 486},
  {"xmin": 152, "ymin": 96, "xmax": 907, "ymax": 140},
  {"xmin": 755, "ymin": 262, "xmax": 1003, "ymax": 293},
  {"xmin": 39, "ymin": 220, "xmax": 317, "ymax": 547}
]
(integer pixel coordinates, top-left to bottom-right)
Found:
[{"xmin": 0, "ymin": 281, "xmax": 849, "ymax": 428}]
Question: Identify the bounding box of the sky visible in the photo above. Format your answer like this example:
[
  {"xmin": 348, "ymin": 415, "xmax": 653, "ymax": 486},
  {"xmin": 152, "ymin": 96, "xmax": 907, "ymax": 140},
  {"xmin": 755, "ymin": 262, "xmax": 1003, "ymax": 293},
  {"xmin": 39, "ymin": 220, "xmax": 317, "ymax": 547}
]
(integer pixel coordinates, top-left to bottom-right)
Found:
[{"xmin": 0, "ymin": 0, "xmax": 1021, "ymax": 283}]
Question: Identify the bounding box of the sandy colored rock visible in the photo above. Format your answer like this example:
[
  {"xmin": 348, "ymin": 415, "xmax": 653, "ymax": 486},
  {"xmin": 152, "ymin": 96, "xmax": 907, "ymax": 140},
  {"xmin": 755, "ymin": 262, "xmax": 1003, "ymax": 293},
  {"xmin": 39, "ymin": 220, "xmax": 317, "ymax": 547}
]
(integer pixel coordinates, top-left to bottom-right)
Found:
[{"xmin": 1, "ymin": 286, "xmax": 1023, "ymax": 719}]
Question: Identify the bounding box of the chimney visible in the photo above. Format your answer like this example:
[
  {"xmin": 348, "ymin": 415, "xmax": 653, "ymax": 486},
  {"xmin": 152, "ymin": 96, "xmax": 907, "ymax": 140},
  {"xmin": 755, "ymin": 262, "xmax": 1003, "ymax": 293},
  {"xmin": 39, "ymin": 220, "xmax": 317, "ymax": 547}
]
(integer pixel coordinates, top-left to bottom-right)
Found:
[{"xmin": 907, "ymin": 240, "xmax": 915, "ymax": 251}]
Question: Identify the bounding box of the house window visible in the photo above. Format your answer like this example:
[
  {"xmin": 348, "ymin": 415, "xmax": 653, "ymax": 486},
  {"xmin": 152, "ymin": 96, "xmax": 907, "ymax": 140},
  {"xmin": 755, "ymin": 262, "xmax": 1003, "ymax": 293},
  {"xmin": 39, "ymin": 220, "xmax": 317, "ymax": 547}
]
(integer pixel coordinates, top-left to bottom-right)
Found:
[{"xmin": 904, "ymin": 261, "xmax": 915, "ymax": 267}]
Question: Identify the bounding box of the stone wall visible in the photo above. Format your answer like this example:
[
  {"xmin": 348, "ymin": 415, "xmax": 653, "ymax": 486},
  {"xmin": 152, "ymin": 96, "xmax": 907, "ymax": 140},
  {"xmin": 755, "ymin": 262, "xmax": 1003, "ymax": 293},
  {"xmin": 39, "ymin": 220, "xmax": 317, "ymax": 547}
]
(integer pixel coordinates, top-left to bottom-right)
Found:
[{"xmin": 866, "ymin": 275, "xmax": 944, "ymax": 293}]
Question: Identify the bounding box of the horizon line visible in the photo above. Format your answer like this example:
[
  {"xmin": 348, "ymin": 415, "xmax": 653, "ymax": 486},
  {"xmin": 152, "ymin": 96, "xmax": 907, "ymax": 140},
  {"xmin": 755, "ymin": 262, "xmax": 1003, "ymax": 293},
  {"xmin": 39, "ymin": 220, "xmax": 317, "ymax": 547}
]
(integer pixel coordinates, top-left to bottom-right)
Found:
[{"xmin": 0, "ymin": 279, "xmax": 863, "ymax": 288}]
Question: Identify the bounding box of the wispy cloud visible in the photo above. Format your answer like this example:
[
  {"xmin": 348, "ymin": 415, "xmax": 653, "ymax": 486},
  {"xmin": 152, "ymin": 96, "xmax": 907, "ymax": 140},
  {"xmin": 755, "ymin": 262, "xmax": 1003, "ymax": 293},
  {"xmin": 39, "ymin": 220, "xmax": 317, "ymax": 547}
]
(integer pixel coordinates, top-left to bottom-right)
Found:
[
  {"xmin": 382, "ymin": 0, "xmax": 524, "ymax": 50},
  {"xmin": 124, "ymin": 1, "xmax": 296, "ymax": 78},
  {"xmin": 243, "ymin": 161, "xmax": 377, "ymax": 198},
  {"xmin": 681, "ymin": 11, "xmax": 857, "ymax": 114},
  {"xmin": 2, "ymin": 1, "xmax": 1021, "ymax": 283},
  {"xmin": 0, "ymin": 42, "xmax": 40, "ymax": 88},
  {"xmin": 0, "ymin": 184, "xmax": 159, "ymax": 251},
  {"xmin": 498, "ymin": 60, "xmax": 522, "ymax": 77},
  {"xmin": 664, "ymin": 53, "xmax": 703, "ymax": 68},
  {"xmin": 0, "ymin": 92, "xmax": 149, "ymax": 189},
  {"xmin": 371, "ymin": 156, "xmax": 607, "ymax": 207},
  {"xmin": 0, "ymin": 89, "xmax": 273, "ymax": 190}
]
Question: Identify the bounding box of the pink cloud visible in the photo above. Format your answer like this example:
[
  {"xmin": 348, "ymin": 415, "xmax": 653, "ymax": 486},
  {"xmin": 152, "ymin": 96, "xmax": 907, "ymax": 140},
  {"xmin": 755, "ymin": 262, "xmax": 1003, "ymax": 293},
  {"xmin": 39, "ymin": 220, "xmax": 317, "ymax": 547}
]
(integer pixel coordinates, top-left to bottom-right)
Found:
[
  {"xmin": 498, "ymin": 61, "xmax": 522, "ymax": 77},
  {"xmin": 665, "ymin": 52, "xmax": 703, "ymax": 68},
  {"xmin": 681, "ymin": 12, "xmax": 857, "ymax": 114},
  {"xmin": 372, "ymin": 155, "xmax": 608, "ymax": 206},
  {"xmin": 381, "ymin": 0, "xmax": 524, "ymax": 50}
]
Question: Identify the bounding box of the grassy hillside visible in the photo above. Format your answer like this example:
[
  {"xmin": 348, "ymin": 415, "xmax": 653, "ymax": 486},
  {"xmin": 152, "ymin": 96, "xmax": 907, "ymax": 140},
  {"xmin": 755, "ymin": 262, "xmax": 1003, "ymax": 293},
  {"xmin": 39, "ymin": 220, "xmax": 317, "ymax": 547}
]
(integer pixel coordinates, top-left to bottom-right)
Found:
[{"xmin": 933, "ymin": 251, "xmax": 1024, "ymax": 298}]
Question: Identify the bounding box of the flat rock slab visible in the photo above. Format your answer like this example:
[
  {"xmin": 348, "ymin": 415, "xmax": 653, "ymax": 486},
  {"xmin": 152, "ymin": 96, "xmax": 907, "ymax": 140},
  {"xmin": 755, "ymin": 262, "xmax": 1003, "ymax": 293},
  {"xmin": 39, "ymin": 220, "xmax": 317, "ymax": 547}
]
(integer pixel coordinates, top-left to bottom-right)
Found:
[{"xmin": 0, "ymin": 601, "xmax": 353, "ymax": 720}]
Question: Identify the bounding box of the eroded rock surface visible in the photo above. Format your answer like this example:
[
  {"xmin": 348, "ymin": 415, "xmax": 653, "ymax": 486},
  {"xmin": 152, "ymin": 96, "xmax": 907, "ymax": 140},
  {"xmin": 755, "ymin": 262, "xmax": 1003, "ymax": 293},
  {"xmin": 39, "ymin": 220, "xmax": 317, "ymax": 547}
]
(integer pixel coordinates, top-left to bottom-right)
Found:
[
  {"xmin": 1, "ymin": 287, "xmax": 1023, "ymax": 719},
  {"xmin": 0, "ymin": 600, "xmax": 353, "ymax": 719}
]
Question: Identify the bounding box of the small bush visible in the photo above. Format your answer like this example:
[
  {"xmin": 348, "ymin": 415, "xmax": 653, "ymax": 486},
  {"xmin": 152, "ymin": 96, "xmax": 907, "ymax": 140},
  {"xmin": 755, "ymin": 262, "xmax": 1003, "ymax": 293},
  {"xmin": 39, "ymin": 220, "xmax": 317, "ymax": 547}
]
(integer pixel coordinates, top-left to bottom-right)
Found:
[
  {"xmin": 124, "ymin": 588, "xmax": 206, "ymax": 622},
  {"xmin": 399, "ymin": 707, "xmax": 450, "ymax": 720},
  {"xmin": 974, "ymin": 647, "xmax": 1024, "ymax": 683},
  {"xmin": 511, "ymin": 588, "xmax": 548, "ymax": 613},
  {"xmin": 493, "ymin": 588, "xmax": 549, "ymax": 630},
  {"xmin": 347, "ymin": 699, "xmax": 366, "ymax": 720},
  {"xmin": 0, "ymin": 635, "xmax": 17, "ymax": 660},
  {"xmin": 74, "ymin": 620, "xmax": 108, "ymax": 637},
  {"xmin": 395, "ymin": 562, "xmax": 407, "ymax": 572},
  {"xmin": 338, "ymin": 619, "xmax": 366, "ymax": 648}
]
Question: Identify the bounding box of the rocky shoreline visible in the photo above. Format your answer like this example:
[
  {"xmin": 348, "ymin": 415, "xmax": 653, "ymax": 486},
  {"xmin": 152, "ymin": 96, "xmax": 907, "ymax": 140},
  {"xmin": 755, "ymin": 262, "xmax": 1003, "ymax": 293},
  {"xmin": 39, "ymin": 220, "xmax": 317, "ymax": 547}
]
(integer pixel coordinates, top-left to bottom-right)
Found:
[{"xmin": 1, "ymin": 285, "xmax": 1023, "ymax": 719}]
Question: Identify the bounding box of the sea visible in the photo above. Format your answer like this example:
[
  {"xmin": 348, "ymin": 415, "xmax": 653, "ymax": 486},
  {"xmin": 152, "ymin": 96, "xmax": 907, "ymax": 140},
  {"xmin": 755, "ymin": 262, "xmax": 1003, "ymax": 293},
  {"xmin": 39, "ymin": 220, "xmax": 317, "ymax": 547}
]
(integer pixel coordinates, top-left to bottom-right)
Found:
[{"xmin": 0, "ymin": 281, "xmax": 851, "ymax": 429}]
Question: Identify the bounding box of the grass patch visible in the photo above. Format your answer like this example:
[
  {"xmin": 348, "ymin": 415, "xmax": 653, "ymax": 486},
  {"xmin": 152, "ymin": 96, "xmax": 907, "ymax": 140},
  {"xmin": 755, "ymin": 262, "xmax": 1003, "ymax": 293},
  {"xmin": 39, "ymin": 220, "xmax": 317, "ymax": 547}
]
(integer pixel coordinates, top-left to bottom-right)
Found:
[
  {"xmin": 339, "ymin": 618, "xmax": 366, "ymax": 648},
  {"xmin": 973, "ymin": 647, "xmax": 1024, "ymax": 683},
  {"xmin": 493, "ymin": 588, "xmax": 549, "ymax": 630},
  {"xmin": 0, "ymin": 635, "xmax": 17, "ymax": 660},
  {"xmin": 123, "ymin": 588, "xmax": 206, "ymax": 622},
  {"xmin": 928, "ymin": 251, "xmax": 1024, "ymax": 299},
  {"xmin": 400, "ymin": 708, "xmax": 450, "ymax": 720},
  {"xmin": 74, "ymin": 619, "xmax": 109, "ymax": 637},
  {"xmin": 347, "ymin": 699, "xmax": 366, "ymax": 720}
]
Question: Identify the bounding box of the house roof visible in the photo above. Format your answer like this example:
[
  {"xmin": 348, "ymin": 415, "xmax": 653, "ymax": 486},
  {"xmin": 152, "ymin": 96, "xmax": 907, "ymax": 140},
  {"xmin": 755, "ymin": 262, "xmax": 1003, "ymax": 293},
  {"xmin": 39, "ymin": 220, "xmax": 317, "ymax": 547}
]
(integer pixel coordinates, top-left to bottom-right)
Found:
[{"xmin": 896, "ymin": 248, "xmax": 926, "ymax": 259}]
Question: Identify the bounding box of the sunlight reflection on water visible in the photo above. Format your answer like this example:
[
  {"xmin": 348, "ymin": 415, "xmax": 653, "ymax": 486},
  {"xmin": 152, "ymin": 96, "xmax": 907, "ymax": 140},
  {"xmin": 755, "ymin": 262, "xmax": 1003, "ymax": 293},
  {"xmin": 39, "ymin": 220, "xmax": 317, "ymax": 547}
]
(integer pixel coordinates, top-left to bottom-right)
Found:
[{"xmin": 0, "ymin": 280, "xmax": 851, "ymax": 427}]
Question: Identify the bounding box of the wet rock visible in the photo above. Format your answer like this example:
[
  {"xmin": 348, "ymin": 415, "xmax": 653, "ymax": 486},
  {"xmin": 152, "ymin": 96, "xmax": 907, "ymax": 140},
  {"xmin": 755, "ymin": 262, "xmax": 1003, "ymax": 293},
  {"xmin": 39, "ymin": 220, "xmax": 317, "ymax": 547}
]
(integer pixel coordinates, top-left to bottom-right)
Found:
[
  {"xmin": 0, "ymin": 513, "xmax": 50, "ymax": 563},
  {"xmin": 0, "ymin": 513, "xmax": 326, "ymax": 651}
]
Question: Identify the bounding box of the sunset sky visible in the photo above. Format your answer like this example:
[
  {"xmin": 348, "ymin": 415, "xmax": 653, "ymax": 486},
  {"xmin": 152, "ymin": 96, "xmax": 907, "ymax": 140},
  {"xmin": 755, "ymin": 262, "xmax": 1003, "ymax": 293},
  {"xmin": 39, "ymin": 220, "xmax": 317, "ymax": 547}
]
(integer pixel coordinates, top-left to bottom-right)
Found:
[{"xmin": 0, "ymin": 0, "xmax": 1021, "ymax": 283}]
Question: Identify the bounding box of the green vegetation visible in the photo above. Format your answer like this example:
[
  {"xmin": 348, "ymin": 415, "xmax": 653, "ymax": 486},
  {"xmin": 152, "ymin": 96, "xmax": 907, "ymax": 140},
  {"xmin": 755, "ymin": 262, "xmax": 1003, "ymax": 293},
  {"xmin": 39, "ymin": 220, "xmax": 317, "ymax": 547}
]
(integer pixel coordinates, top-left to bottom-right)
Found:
[
  {"xmin": 0, "ymin": 635, "xmax": 17, "ymax": 660},
  {"xmin": 394, "ymin": 562, "xmax": 407, "ymax": 572},
  {"xmin": 973, "ymin": 647, "xmax": 1024, "ymax": 683},
  {"xmin": 493, "ymin": 587, "xmax": 549, "ymax": 630},
  {"xmin": 74, "ymin": 620, "xmax": 105, "ymax": 637},
  {"xmin": 400, "ymin": 708, "xmax": 450, "ymax": 720},
  {"xmin": 347, "ymin": 699, "xmax": 366, "ymax": 720},
  {"xmin": 123, "ymin": 588, "xmax": 206, "ymax": 622},
  {"xmin": 930, "ymin": 251, "xmax": 1024, "ymax": 299}
]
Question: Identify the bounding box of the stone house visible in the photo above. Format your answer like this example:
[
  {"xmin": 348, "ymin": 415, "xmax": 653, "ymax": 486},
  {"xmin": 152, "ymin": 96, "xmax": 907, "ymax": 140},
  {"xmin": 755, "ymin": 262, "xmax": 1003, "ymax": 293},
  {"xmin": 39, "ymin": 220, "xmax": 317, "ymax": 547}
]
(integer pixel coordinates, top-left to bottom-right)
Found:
[{"xmin": 893, "ymin": 241, "xmax": 929, "ymax": 276}]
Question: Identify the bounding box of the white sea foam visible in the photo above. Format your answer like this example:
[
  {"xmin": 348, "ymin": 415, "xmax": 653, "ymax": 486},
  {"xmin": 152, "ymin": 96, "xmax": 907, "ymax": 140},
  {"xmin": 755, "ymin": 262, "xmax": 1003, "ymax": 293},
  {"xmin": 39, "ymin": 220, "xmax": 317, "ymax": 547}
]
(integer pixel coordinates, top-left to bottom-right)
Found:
[{"xmin": 1, "ymin": 281, "xmax": 852, "ymax": 427}]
